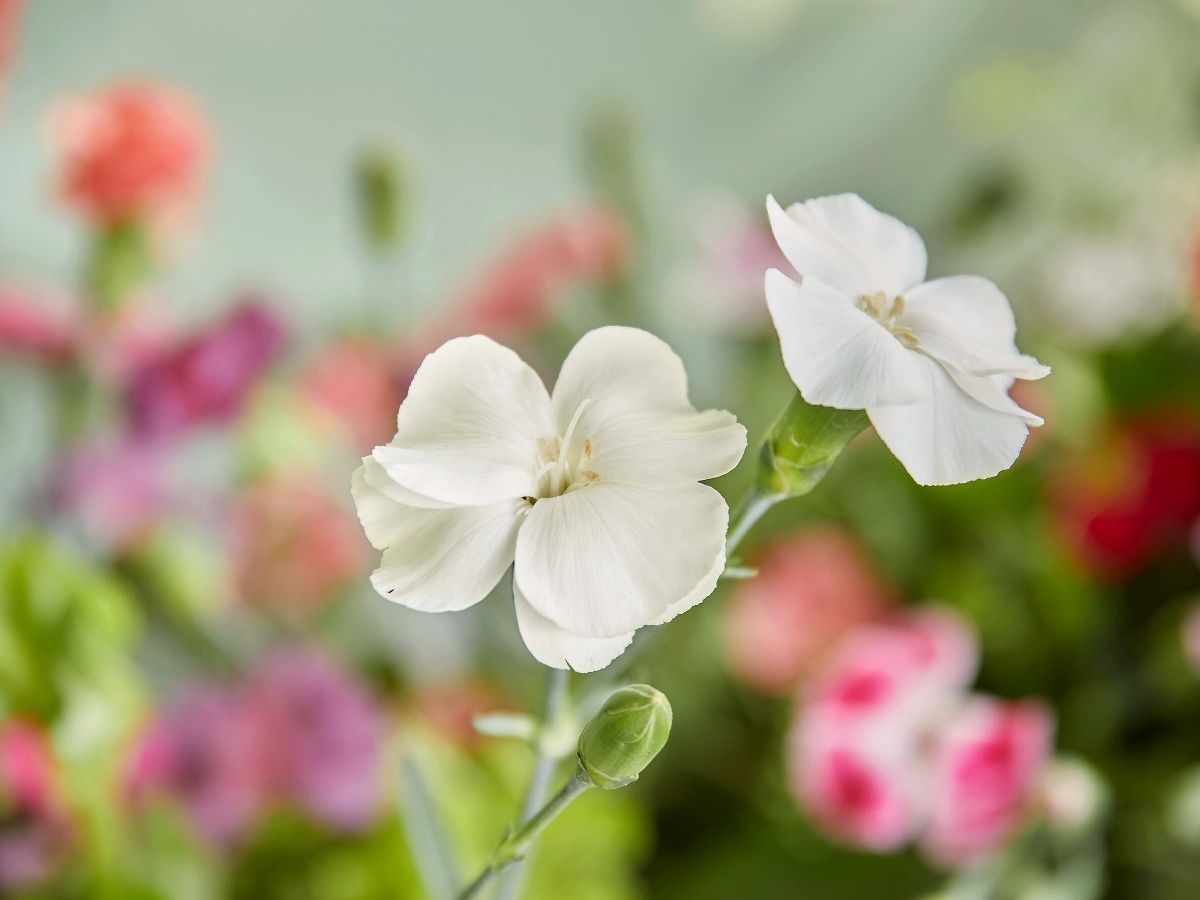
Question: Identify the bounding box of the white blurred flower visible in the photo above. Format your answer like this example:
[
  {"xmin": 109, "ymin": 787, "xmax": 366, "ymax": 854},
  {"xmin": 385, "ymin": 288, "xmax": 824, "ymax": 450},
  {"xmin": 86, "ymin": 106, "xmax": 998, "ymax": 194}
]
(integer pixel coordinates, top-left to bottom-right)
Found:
[
  {"xmin": 352, "ymin": 326, "xmax": 746, "ymax": 673},
  {"xmin": 765, "ymin": 193, "xmax": 1049, "ymax": 485}
]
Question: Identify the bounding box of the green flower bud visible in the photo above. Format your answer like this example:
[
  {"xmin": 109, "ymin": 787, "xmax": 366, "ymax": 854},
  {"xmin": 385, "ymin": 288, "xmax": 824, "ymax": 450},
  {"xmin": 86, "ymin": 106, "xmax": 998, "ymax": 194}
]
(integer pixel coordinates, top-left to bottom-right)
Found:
[
  {"xmin": 576, "ymin": 684, "xmax": 672, "ymax": 790},
  {"xmin": 757, "ymin": 392, "xmax": 868, "ymax": 498},
  {"xmin": 355, "ymin": 143, "xmax": 408, "ymax": 253}
]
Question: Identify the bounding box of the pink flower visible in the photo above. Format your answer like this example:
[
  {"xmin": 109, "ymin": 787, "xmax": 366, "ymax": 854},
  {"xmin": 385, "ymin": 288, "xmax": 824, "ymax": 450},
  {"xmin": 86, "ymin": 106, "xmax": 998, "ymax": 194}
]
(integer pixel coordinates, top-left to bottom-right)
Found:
[
  {"xmin": 725, "ymin": 528, "xmax": 891, "ymax": 693},
  {"xmin": 921, "ymin": 697, "xmax": 1054, "ymax": 868},
  {"xmin": 48, "ymin": 79, "xmax": 209, "ymax": 226},
  {"xmin": 244, "ymin": 649, "xmax": 383, "ymax": 831},
  {"xmin": 231, "ymin": 473, "xmax": 367, "ymax": 616},
  {"xmin": 298, "ymin": 337, "xmax": 411, "ymax": 451},
  {"xmin": 0, "ymin": 284, "xmax": 79, "ymax": 362},
  {"xmin": 55, "ymin": 435, "xmax": 168, "ymax": 550},
  {"xmin": 126, "ymin": 686, "xmax": 265, "ymax": 846},
  {"xmin": 126, "ymin": 300, "xmax": 287, "ymax": 442},
  {"xmin": 0, "ymin": 1, "xmax": 23, "ymax": 109},
  {"xmin": 434, "ymin": 207, "xmax": 627, "ymax": 342},
  {"xmin": 790, "ymin": 735, "xmax": 922, "ymax": 852},
  {"xmin": 0, "ymin": 720, "xmax": 73, "ymax": 891},
  {"xmin": 807, "ymin": 608, "xmax": 979, "ymax": 729}
]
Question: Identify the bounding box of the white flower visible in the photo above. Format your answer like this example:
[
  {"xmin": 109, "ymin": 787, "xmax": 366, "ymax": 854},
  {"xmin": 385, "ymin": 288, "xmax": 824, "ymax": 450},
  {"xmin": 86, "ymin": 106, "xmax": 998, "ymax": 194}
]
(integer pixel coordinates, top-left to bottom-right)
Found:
[
  {"xmin": 764, "ymin": 193, "xmax": 1049, "ymax": 486},
  {"xmin": 351, "ymin": 326, "xmax": 746, "ymax": 673}
]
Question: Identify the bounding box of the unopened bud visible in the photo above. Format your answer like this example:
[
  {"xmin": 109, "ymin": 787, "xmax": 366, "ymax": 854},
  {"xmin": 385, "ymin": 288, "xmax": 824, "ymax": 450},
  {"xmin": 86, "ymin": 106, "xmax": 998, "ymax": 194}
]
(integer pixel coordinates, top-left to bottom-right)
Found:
[
  {"xmin": 757, "ymin": 393, "xmax": 868, "ymax": 498},
  {"xmin": 576, "ymin": 684, "xmax": 672, "ymax": 790},
  {"xmin": 355, "ymin": 143, "xmax": 407, "ymax": 253}
]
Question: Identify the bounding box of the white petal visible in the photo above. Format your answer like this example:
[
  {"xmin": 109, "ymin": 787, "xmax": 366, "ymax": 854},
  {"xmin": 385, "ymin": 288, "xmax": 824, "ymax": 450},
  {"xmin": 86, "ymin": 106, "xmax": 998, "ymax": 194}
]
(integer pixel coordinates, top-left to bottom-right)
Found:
[
  {"xmin": 576, "ymin": 404, "xmax": 747, "ymax": 487},
  {"xmin": 375, "ymin": 335, "xmax": 554, "ymax": 506},
  {"xmin": 514, "ymin": 482, "xmax": 728, "ymax": 638},
  {"xmin": 649, "ymin": 549, "xmax": 726, "ymax": 626},
  {"xmin": 767, "ymin": 194, "xmax": 926, "ymax": 298},
  {"xmin": 352, "ymin": 465, "xmax": 523, "ymax": 611},
  {"xmin": 765, "ymin": 269, "xmax": 929, "ymax": 409},
  {"xmin": 867, "ymin": 355, "xmax": 1031, "ymax": 486},
  {"xmin": 361, "ymin": 456, "xmax": 455, "ymax": 510},
  {"xmin": 902, "ymin": 277, "xmax": 1049, "ymax": 379},
  {"xmin": 949, "ymin": 371, "xmax": 1043, "ymax": 427},
  {"xmin": 550, "ymin": 326, "xmax": 693, "ymax": 424},
  {"xmin": 514, "ymin": 582, "xmax": 633, "ymax": 673}
]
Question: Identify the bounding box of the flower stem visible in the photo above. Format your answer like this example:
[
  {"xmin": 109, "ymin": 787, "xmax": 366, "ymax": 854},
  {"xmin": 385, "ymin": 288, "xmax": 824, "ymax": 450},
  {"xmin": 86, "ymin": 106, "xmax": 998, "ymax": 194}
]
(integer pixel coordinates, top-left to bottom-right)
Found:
[
  {"xmin": 455, "ymin": 773, "xmax": 592, "ymax": 900},
  {"xmin": 724, "ymin": 488, "xmax": 780, "ymax": 559},
  {"xmin": 491, "ymin": 666, "xmax": 570, "ymax": 900}
]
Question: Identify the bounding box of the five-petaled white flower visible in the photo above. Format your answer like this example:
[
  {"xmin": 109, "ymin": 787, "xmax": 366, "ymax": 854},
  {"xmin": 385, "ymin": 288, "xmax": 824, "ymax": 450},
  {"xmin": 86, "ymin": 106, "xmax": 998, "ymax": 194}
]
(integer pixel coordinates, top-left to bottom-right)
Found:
[
  {"xmin": 765, "ymin": 193, "xmax": 1049, "ymax": 486},
  {"xmin": 351, "ymin": 326, "xmax": 747, "ymax": 672}
]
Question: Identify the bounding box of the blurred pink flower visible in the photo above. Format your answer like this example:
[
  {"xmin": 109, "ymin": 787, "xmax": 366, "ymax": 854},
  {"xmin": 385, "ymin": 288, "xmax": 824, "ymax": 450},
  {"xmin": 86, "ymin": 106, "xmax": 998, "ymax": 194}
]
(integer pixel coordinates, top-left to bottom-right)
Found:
[
  {"xmin": 807, "ymin": 608, "xmax": 979, "ymax": 730},
  {"xmin": 126, "ymin": 300, "xmax": 287, "ymax": 442},
  {"xmin": 231, "ymin": 473, "xmax": 366, "ymax": 616},
  {"xmin": 790, "ymin": 733, "xmax": 921, "ymax": 851},
  {"xmin": 787, "ymin": 607, "xmax": 1053, "ymax": 866},
  {"xmin": 0, "ymin": 284, "xmax": 80, "ymax": 362},
  {"xmin": 55, "ymin": 435, "xmax": 167, "ymax": 550},
  {"xmin": 725, "ymin": 528, "xmax": 892, "ymax": 694},
  {"xmin": 298, "ymin": 337, "xmax": 411, "ymax": 451},
  {"xmin": 0, "ymin": 719, "xmax": 73, "ymax": 892},
  {"xmin": 245, "ymin": 649, "xmax": 384, "ymax": 831},
  {"xmin": 668, "ymin": 196, "xmax": 787, "ymax": 335},
  {"xmin": 0, "ymin": 1, "xmax": 22, "ymax": 108},
  {"xmin": 921, "ymin": 698, "xmax": 1054, "ymax": 868},
  {"xmin": 126, "ymin": 686, "xmax": 265, "ymax": 846},
  {"xmin": 434, "ymin": 207, "xmax": 627, "ymax": 342},
  {"xmin": 48, "ymin": 79, "xmax": 209, "ymax": 226}
]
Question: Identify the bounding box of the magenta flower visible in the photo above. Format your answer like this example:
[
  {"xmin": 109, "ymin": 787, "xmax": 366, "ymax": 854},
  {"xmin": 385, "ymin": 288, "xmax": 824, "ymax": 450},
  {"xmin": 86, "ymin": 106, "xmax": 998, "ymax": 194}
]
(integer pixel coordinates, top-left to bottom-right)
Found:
[
  {"xmin": 0, "ymin": 719, "xmax": 74, "ymax": 892},
  {"xmin": 55, "ymin": 435, "xmax": 168, "ymax": 550},
  {"xmin": 244, "ymin": 649, "xmax": 384, "ymax": 831},
  {"xmin": 126, "ymin": 686, "xmax": 265, "ymax": 847},
  {"xmin": 125, "ymin": 300, "xmax": 287, "ymax": 442},
  {"xmin": 921, "ymin": 698, "xmax": 1054, "ymax": 868}
]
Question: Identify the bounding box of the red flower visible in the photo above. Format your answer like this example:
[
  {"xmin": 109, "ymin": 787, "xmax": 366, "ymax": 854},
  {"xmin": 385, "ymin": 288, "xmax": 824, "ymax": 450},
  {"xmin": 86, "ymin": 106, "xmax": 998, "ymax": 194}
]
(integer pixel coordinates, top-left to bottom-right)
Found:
[{"xmin": 1053, "ymin": 416, "xmax": 1200, "ymax": 579}]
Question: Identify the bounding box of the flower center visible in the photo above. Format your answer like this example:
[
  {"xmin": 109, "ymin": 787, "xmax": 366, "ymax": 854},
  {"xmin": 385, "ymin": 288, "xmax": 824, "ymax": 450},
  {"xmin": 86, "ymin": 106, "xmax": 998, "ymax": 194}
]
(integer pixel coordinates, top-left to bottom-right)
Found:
[
  {"xmin": 860, "ymin": 292, "xmax": 919, "ymax": 349},
  {"xmin": 528, "ymin": 398, "xmax": 602, "ymax": 503}
]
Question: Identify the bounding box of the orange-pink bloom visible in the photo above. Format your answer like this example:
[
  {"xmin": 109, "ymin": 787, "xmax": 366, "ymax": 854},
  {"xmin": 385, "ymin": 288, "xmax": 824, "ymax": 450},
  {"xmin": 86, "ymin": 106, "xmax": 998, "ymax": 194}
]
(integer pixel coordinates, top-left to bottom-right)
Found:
[{"xmin": 49, "ymin": 79, "xmax": 209, "ymax": 226}]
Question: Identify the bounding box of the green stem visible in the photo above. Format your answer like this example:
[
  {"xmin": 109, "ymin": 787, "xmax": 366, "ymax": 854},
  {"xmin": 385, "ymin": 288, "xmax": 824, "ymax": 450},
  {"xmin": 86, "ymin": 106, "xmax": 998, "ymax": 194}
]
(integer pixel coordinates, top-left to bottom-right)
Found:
[
  {"xmin": 455, "ymin": 774, "xmax": 592, "ymax": 900},
  {"xmin": 493, "ymin": 666, "xmax": 570, "ymax": 900},
  {"xmin": 724, "ymin": 488, "xmax": 781, "ymax": 559}
]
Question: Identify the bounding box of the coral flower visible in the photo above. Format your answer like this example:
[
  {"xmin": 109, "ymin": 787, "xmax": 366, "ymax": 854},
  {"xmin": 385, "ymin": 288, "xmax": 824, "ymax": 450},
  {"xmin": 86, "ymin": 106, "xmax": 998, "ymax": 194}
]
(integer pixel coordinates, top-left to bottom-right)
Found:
[
  {"xmin": 352, "ymin": 326, "xmax": 746, "ymax": 672},
  {"xmin": 49, "ymin": 79, "xmax": 208, "ymax": 226},
  {"xmin": 765, "ymin": 194, "xmax": 1048, "ymax": 485}
]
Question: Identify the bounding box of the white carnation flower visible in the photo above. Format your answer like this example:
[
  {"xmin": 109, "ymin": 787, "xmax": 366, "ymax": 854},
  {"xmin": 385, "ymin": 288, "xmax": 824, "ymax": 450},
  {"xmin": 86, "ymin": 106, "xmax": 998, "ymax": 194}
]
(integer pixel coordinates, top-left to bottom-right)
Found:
[
  {"xmin": 352, "ymin": 326, "xmax": 746, "ymax": 672},
  {"xmin": 764, "ymin": 193, "xmax": 1049, "ymax": 485}
]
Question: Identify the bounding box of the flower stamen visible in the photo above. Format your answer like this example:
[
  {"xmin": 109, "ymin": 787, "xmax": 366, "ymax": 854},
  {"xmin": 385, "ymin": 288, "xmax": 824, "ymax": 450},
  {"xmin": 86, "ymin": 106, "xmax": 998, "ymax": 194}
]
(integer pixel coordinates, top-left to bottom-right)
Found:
[{"xmin": 860, "ymin": 292, "xmax": 919, "ymax": 349}]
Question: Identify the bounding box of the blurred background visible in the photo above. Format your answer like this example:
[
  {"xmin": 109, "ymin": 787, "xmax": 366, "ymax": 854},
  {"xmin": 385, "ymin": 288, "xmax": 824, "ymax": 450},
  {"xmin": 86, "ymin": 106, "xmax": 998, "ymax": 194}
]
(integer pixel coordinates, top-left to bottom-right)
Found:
[{"xmin": 2, "ymin": 0, "xmax": 1200, "ymax": 897}]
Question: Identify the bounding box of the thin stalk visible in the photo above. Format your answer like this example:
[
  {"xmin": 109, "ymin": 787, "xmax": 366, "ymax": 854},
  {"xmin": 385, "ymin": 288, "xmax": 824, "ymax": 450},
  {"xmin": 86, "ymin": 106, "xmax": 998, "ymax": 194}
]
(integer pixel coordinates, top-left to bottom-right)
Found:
[
  {"xmin": 724, "ymin": 488, "xmax": 780, "ymax": 558},
  {"xmin": 493, "ymin": 666, "xmax": 570, "ymax": 900},
  {"xmin": 455, "ymin": 774, "xmax": 592, "ymax": 900}
]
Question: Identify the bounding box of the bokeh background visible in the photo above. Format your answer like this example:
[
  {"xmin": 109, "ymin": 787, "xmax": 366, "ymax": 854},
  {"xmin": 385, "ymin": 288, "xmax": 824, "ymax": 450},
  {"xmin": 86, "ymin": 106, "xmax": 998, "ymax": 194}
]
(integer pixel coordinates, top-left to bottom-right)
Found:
[{"xmin": 3, "ymin": 0, "xmax": 1200, "ymax": 897}]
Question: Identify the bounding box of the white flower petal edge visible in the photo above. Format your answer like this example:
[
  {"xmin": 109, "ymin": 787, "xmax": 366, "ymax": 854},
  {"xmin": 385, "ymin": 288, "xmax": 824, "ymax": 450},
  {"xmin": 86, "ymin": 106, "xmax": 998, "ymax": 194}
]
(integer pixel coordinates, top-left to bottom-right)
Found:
[
  {"xmin": 351, "ymin": 467, "xmax": 523, "ymax": 611},
  {"xmin": 373, "ymin": 335, "xmax": 554, "ymax": 507},
  {"xmin": 764, "ymin": 194, "xmax": 1049, "ymax": 486},
  {"xmin": 514, "ymin": 583, "xmax": 634, "ymax": 674},
  {"xmin": 351, "ymin": 326, "xmax": 746, "ymax": 671},
  {"xmin": 514, "ymin": 482, "xmax": 729, "ymax": 639}
]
